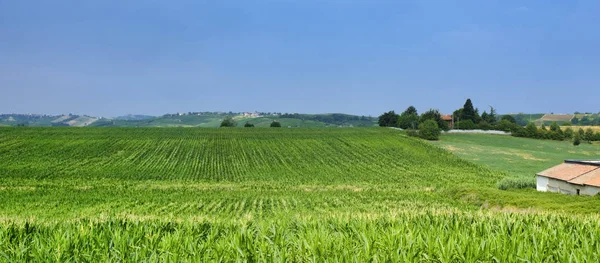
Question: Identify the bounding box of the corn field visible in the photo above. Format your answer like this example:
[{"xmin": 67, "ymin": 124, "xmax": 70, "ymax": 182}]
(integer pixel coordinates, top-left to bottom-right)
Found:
[{"xmin": 0, "ymin": 127, "xmax": 598, "ymax": 262}]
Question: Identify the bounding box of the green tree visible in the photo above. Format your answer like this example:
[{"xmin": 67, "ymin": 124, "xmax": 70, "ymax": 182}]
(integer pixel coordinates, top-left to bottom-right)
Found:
[
  {"xmin": 496, "ymin": 119, "xmax": 519, "ymax": 132},
  {"xmin": 584, "ymin": 128, "xmax": 594, "ymax": 142},
  {"xmin": 571, "ymin": 117, "xmax": 579, "ymax": 125},
  {"xmin": 402, "ymin": 106, "xmax": 417, "ymax": 115},
  {"xmin": 564, "ymin": 127, "xmax": 574, "ymax": 139},
  {"xmin": 420, "ymin": 109, "xmax": 450, "ymax": 131},
  {"xmin": 478, "ymin": 121, "xmax": 492, "ymax": 130},
  {"xmin": 419, "ymin": 119, "xmax": 441, "ymax": 140},
  {"xmin": 220, "ymin": 117, "xmax": 237, "ymax": 127},
  {"xmin": 525, "ymin": 122, "xmax": 539, "ymax": 138},
  {"xmin": 460, "ymin": 99, "xmax": 476, "ymax": 123},
  {"xmin": 456, "ymin": 120, "xmax": 476, "ymax": 130},
  {"xmin": 398, "ymin": 106, "xmax": 419, "ymax": 129},
  {"xmin": 501, "ymin": 115, "xmax": 517, "ymax": 124},
  {"xmin": 419, "ymin": 109, "xmax": 441, "ymax": 123},
  {"xmin": 573, "ymin": 133, "xmax": 581, "ymax": 146},
  {"xmin": 550, "ymin": 122, "xmax": 561, "ymax": 132},
  {"xmin": 377, "ymin": 111, "xmax": 400, "ymax": 127},
  {"xmin": 481, "ymin": 111, "xmax": 489, "ymax": 124},
  {"xmin": 486, "ymin": 106, "xmax": 497, "ymax": 125},
  {"xmin": 270, "ymin": 121, "xmax": 282, "ymax": 127},
  {"xmin": 244, "ymin": 122, "xmax": 255, "ymax": 127}
]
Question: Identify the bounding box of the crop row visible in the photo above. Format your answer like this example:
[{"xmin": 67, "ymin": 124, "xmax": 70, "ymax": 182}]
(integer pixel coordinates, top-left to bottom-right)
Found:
[
  {"xmin": 1, "ymin": 211, "xmax": 599, "ymax": 262},
  {"xmin": 0, "ymin": 127, "xmax": 503, "ymax": 186}
]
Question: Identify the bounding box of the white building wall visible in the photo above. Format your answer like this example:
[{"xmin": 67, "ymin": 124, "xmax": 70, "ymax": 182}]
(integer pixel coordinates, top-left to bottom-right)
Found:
[
  {"xmin": 536, "ymin": 176, "xmax": 548, "ymax": 192},
  {"xmin": 538, "ymin": 176, "xmax": 600, "ymax": 196},
  {"xmin": 581, "ymin": 186, "xmax": 600, "ymax": 196}
]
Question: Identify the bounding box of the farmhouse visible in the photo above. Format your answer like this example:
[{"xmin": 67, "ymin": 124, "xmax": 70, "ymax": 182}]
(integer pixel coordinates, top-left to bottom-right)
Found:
[
  {"xmin": 440, "ymin": 115, "xmax": 453, "ymax": 129},
  {"xmin": 536, "ymin": 160, "xmax": 600, "ymax": 196}
]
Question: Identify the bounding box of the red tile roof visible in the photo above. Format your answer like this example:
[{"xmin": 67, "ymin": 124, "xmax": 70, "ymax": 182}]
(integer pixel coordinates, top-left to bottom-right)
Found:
[
  {"xmin": 440, "ymin": 115, "xmax": 452, "ymax": 121},
  {"xmin": 537, "ymin": 161, "xmax": 600, "ymax": 187}
]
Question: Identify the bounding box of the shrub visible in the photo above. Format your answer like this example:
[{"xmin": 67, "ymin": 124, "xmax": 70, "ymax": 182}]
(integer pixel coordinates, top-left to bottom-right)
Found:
[
  {"xmin": 501, "ymin": 115, "xmax": 517, "ymax": 124},
  {"xmin": 220, "ymin": 117, "xmax": 236, "ymax": 127},
  {"xmin": 497, "ymin": 177, "xmax": 536, "ymax": 190},
  {"xmin": 418, "ymin": 120, "xmax": 440, "ymax": 140},
  {"xmin": 270, "ymin": 121, "xmax": 282, "ymax": 127},
  {"xmin": 378, "ymin": 111, "xmax": 399, "ymax": 127},
  {"xmin": 496, "ymin": 120, "xmax": 519, "ymax": 132},
  {"xmin": 573, "ymin": 133, "xmax": 581, "ymax": 146},
  {"xmin": 525, "ymin": 122, "xmax": 539, "ymax": 138},
  {"xmin": 564, "ymin": 128, "xmax": 574, "ymax": 139},
  {"xmin": 477, "ymin": 121, "xmax": 492, "ymax": 131},
  {"xmin": 244, "ymin": 122, "xmax": 255, "ymax": 127},
  {"xmin": 405, "ymin": 129, "xmax": 419, "ymax": 137},
  {"xmin": 584, "ymin": 128, "xmax": 594, "ymax": 142},
  {"xmin": 455, "ymin": 120, "xmax": 476, "ymax": 130}
]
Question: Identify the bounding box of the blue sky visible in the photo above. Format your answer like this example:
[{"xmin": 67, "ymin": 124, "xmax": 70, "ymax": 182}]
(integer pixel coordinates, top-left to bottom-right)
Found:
[{"xmin": 1, "ymin": 0, "xmax": 598, "ymax": 117}]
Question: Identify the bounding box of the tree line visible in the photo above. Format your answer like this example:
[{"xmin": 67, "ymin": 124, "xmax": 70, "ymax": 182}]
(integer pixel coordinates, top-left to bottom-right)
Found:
[{"xmin": 378, "ymin": 98, "xmax": 600, "ymax": 144}]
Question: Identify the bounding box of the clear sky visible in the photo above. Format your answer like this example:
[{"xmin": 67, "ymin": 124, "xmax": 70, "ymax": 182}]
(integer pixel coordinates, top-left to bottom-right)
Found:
[{"xmin": 1, "ymin": 0, "xmax": 598, "ymax": 117}]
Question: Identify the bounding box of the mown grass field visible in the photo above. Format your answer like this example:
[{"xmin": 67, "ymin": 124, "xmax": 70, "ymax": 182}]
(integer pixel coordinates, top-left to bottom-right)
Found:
[
  {"xmin": 432, "ymin": 133, "xmax": 600, "ymax": 178},
  {"xmin": 1, "ymin": 127, "xmax": 600, "ymax": 261}
]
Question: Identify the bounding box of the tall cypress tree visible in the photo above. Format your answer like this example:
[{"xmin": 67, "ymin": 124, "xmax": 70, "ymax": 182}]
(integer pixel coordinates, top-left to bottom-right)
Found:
[{"xmin": 460, "ymin": 99, "xmax": 476, "ymax": 122}]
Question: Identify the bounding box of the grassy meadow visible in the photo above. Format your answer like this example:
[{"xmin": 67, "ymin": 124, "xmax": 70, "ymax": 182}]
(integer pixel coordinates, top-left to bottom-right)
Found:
[
  {"xmin": 432, "ymin": 133, "xmax": 600, "ymax": 178},
  {"xmin": 1, "ymin": 127, "xmax": 600, "ymax": 261}
]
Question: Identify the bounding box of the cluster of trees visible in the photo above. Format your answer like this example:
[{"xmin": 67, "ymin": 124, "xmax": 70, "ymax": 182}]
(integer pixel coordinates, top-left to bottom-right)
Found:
[
  {"xmin": 379, "ymin": 107, "xmax": 449, "ymax": 131},
  {"xmin": 451, "ymin": 99, "xmax": 499, "ymax": 130},
  {"xmin": 378, "ymin": 99, "xmax": 501, "ymax": 132},
  {"xmin": 378, "ymin": 99, "xmax": 500, "ymax": 140},
  {"xmin": 378, "ymin": 98, "xmax": 600, "ymax": 144},
  {"xmin": 378, "ymin": 106, "xmax": 450, "ymax": 140},
  {"xmin": 572, "ymin": 115, "xmax": 600, "ymax": 126},
  {"xmin": 513, "ymin": 122, "xmax": 600, "ymax": 145},
  {"xmin": 221, "ymin": 117, "xmax": 281, "ymax": 128}
]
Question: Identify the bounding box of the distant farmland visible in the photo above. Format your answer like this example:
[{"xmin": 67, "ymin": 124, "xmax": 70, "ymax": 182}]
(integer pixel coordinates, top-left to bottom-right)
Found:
[{"xmin": 540, "ymin": 114, "xmax": 573, "ymax": 122}]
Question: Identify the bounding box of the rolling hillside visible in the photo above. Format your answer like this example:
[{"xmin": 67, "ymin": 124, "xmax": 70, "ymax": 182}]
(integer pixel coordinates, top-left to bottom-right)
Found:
[{"xmin": 1, "ymin": 127, "xmax": 600, "ymax": 261}]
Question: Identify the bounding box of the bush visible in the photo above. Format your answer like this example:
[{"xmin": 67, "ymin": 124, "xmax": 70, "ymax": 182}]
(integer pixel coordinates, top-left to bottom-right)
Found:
[
  {"xmin": 455, "ymin": 120, "xmax": 476, "ymax": 130},
  {"xmin": 501, "ymin": 115, "xmax": 517, "ymax": 124},
  {"xmin": 585, "ymin": 128, "xmax": 594, "ymax": 142},
  {"xmin": 564, "ymin": 128, "xmax": 574, "ymax": 139},
  {"xmin": 220, "ymin": 117, "xmax": 236, "ymax": 127},
  {"xmin": 405, "ymin": 129, "xmax": 419, "ymax": 138},
  {"xmin": 496, "ymin": 120, "xmax": 519, "ymax": 132},
  {"xmin": 477, "ymin": 121, "xmax": 492, "ymax": 131},
  {"xmin": 270, "ymin": 121, "xmax": 282, "ymax": 127},
  {"xmin": 497, "ymin": 177, "xmax": 536, "ymax": 190},
  {"xmin": 244, "ymin": 122, "xmax": 254, "ymax": 127},
  {"xmin": 525, "ymin": 122, "xmax": 539, "ymax": 138},
  {"xmin": 418, "ymin": 120, "xmax": 440, "ymax": 140},
  {"xmin": 378, "ymin": 111, "xmax": 399, "ymax": 127},
  {"xmin": 573, "ymin": 133, "xmax": 581, "ymax": 146}
]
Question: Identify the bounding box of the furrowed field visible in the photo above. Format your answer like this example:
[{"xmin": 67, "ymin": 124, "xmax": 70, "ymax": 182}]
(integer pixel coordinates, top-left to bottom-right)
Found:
[{"xmin": 1, "ymin": 127, "xmax": 600, "ymax": 262}]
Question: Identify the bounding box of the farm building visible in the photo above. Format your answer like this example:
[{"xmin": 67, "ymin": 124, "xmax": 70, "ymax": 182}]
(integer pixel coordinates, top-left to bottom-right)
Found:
[
  {"xmin": 536, "ymin": 160, "xmax": 600, "ymax": 196},
  {"xmin": 440, "ymin": 115, "xmax": 453, "ymax": 129}
]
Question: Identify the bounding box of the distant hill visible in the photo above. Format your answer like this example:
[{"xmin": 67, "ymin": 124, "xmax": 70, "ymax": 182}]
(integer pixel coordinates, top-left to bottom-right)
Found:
[
  {"xmin": 0, "ymin": 114, "xmax": 99, "ymax": 127},
  {"xmin": 115, "ymin": 114, "xmax": 155, "ymax": 121},
  {"xmin": 500, "ymin": 113, "xmax": 599, "ymax": 126},
  {"xmin": 90, "ymin": 112, "xmax": 378, "ymax": 128}
]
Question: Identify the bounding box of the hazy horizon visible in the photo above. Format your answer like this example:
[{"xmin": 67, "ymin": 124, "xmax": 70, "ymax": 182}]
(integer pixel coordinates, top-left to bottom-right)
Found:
[{"xmin": 1, "ymin": 1, "xmax": 599, "ymax": 117}]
